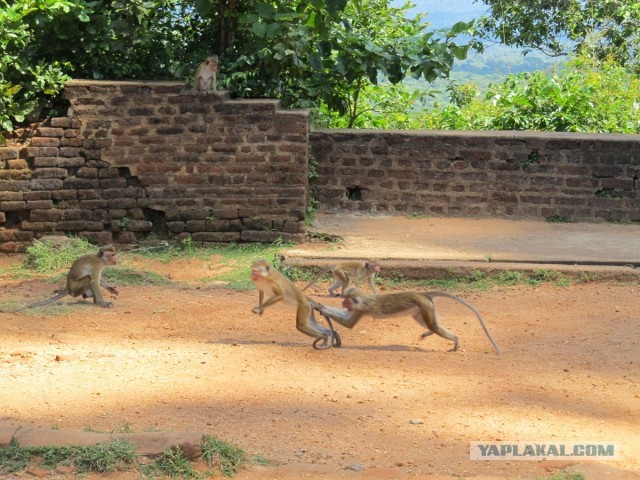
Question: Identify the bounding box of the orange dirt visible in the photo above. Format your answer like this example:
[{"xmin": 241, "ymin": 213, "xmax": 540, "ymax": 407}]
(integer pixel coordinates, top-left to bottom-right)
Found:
[{"xmin": 0, "ymin": 255, "xmax": 638, "ymax": 480}]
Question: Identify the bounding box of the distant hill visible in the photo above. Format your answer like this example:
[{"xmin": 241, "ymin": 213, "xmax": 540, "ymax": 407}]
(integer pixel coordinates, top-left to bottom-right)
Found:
[{"xmin": 390, "ymin": 0, "xmax": 561, "ymax": 105}]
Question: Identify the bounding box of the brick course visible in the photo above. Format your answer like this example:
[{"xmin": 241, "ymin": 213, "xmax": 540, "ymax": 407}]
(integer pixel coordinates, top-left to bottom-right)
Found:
[
  {"xmin": 0, "ymin": 80, "xmax": 309, "ymax": 252},
  {"xmin": 310, "ymin": 129, "xmax": 640, "ymax": 222},
  {"xmin": 2, "ymin": 81, "xmax": 639, "ymax": 253}
]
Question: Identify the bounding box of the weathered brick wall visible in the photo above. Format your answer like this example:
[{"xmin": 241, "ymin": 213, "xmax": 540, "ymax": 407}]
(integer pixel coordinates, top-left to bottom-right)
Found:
[
  {"xmin": 0, "ymin": 80, "xmax": 309, "ymax": 252},
  {"xmin": 2, "ymin": 81, "xmax": 640, "ymax": 253},
  {"xmin": 310, "ymin": 129, "xmax": 640, "ymax": 222}
]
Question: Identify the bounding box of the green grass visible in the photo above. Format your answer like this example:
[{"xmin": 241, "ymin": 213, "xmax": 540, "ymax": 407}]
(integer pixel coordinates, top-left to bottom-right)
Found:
[
  {"xmin": 0, "ymin": 439, "xmax": 136, "ymax": 474},
  {"xmin": 0, "ymin": 434, "xmax": 250, "ymax": 478},
  {"xmin": 536, "ymin": 473, "xmax": 584, "ymax": 480},
  {"xmin": 384, "ymin": 268, "xmax": 573, "ymax": 291},
  {"xmin": 201, "ymin": 435, "xmax": 248, "ymax": 477}
]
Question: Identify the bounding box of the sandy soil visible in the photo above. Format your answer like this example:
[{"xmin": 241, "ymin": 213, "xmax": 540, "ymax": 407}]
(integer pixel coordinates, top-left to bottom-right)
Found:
[{"xmin": 0, "ymin": 255, "xmax": 639, "ymax": 480}]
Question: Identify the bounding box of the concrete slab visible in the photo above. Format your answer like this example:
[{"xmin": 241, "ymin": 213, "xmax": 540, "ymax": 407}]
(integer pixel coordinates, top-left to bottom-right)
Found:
[{"xmin": 282, "ymin": 213, "xmax": 640, "ymax": 279}]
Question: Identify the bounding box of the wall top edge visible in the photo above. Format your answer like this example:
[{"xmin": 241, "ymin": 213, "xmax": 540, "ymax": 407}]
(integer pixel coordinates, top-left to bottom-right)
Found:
[
  {"xmin": 66, "ymin": 79, "xmax": 189, "ymax": 87},
  {"xmin": 310, "ymin": 127, "xmax": 640, "ymax": 141}
]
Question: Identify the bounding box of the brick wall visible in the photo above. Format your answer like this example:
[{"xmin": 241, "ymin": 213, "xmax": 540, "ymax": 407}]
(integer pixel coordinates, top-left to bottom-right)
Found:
[
  {"xmin": 2, "ymin": 81, "xmax": 640, "ymax": 253},
  {"xmin": 310, "ymin": 129, "xmax": 640, "ymax": 222},
  {"xmin": 0, "ymin": 80, "xmax": 310, "ymax": 252}
]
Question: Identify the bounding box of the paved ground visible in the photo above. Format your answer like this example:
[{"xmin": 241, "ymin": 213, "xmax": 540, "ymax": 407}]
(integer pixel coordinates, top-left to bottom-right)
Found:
[
  {"xmin": 283, "ymin": 213, "xmax": 640, "ymax": 280},
  {"xmin": 2, "ymin": 213, "xmax": 639, "ymax": 479}
]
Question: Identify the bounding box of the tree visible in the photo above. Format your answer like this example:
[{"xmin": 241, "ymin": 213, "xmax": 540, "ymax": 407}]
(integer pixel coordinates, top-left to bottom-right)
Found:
[
  {"xmin": 232, "ymin": 0, "xmax": 476, "ymax": 126},
  {"xmin": 1, "ymin": 0, "xmax": 475, "ymax": 135},
  {"xmin": 475, "ymin": 0, "xmax": 640, "ymax": 72}
]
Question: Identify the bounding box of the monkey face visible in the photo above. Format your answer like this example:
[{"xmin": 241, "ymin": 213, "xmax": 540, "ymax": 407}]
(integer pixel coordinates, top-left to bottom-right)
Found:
[
  {"xmin": 250, "ymin": 260, "xmax": 270, "ymax": 282},
  {"xmin": 99, "ymin": 246, "xmax": 117, "ymax": 265},
  {"xmin": 342, "ymin": 296, "xmax": 357, "ymax": 311}
]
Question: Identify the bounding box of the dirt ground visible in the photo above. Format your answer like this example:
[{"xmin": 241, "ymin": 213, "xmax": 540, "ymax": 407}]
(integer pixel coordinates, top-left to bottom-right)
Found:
[{"xmin": 1, "ymin": 254, "xmax": 639, "ymax": 480}]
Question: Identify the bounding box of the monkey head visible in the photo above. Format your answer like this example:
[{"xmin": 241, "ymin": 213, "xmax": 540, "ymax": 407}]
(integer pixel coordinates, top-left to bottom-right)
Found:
[
  {"xmin": 342, "ymin": 287, "xmax": 365, "ymax": 311},
  {"xmin": 99, "ymin": 245, "xmax": 117, "ymax": 265},
  {"xmin": 250, "ymin": 259, "xmax": 271, "ymax": 282},
  {"xmin": 365, "ymin": 261, "xmax": 380, "ymax": 274},
  {"xmin": 206, "ymin": 55, "xmax": 218, "ymax": 71}
]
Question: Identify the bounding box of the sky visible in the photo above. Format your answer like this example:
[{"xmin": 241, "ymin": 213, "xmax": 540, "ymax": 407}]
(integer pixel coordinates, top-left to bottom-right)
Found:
[{"xmin": 391, "ymin": 0, "xmax": 488, "ymax": 29}]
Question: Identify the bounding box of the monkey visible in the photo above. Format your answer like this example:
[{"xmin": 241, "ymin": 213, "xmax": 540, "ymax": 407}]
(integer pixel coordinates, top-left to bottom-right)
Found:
[
  {"xmin": 302, "ymin": 260, "xmax": 380, "ymax": 297},
  {"xmin": 2, "ymin": 245, "xmax": 118, "ymax": 312},
  {"xmin": 250, "ymin": 258, "xmax": 340, "ymax": 350},
  {"xmin": 193, "ymin": 55, "xmax": 218, "ymax": 93},
  {"xmin": 317, "ymin": 287, "xmax": 501, "ymax": 354}
]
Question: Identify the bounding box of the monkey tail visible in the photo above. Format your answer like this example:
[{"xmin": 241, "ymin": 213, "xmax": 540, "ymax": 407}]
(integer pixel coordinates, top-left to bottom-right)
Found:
[
  {"xmin": 425, "ymin": 292, "xmax": 502, "ymax": 355},
  {"xmin": 301, "ymin": 267, "xmax": 332, "ymax": 292},
  {"xmin": 308, "ymin": 297, "xmax": 342, "ymax": 350},
  {"xmin": 312, "ymin": 315, "xmax": 342, "ymax": 350},
  {"xmin": 4, "ymin": 290, "xmax": 68, "ymax": 312}
]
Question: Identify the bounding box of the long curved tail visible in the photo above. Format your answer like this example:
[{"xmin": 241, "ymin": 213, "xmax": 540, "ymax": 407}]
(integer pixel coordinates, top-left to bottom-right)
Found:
[
  {"xmin": 425, "ymin": 291, "xmax": 501, "ymax": 355},
  {"xmin": 2, "ymin": 290, "xmax": 68, "ymax": 313}
]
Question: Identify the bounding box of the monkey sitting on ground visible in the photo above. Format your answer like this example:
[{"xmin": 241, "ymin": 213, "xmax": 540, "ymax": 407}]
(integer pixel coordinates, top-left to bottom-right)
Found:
[
  {"xmin": 250, "ymin": 258, "xmax": 340, "ymax": 350},
  {"xmin": 2, "ymin": 245, "xmax": 119, "ymax": 312},
  {"xmin": 193, "ymin": 55, "xmax": 218, "ymax": 92},
  {"xmin": 302, "ymin": 260, "xmax": 380, "ymax": 297},
  {"xmin": 317, "ymin": 287, "xmax": 501, "ymax": 354}
]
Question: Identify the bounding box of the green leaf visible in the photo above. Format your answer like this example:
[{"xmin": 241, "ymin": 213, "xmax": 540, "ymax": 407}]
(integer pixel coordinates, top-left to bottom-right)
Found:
[
  {"xmin": 257, "ymin": 3, "xmax": 276, "ymax": 20},
  {"xmin": 252, "ymin": 22, "xmax": 267, "ymax": 38}
]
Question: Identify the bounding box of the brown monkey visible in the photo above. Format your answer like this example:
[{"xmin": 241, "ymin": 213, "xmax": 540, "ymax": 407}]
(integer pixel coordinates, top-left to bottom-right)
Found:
[
  {"xmin": 193, "ymin": 55, "xmax": 218, "ymax": 92},
  {"xmin": 3, "ymin": 245, "xmax": 118, "ymax": 312},
  {"xmin": 317, "ymin": 287, "xmax": 501, "ymax": 354},
  {"xmin": 302, "ymin": 260, "xmax": 380, "ymax": 296},
  {"xmin": 250, "ymin": 258, "xmax": 340, "ymax": 349}
]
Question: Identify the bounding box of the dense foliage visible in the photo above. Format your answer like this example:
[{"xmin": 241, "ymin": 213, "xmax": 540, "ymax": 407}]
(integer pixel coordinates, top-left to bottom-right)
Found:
[
  {"xmin": 475, "ymin": 0, "xmax": 640, "ymax": 73},
  {"xmin": 1, "ymin": 0, "xmax": 639, "ymax": 135},
  {"xmin": 0, "ymin": 0, "xmax": 474, "ymax": 134},
  {"xmin": 339, "ymin": 56, "xmax": 640, "ymax": 133}
]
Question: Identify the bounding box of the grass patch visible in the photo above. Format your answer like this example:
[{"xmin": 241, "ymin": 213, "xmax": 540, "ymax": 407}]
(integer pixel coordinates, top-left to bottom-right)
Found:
[
  {"xmin": 0, "ymin": 439, "xmax": 136, "ymax": 474},
  {"xmin": 384, "ymin": 268, "xmax": 572, "ymax": 291},
  {"xmin": 201, "ymin": 435, "xmax": 248, "ymax": 477},
  {"xmin": 23, "ymin": 237, "xmax": 96, "ymax": 274},
  {"xmin": 133, "ymin": 239, "xmax": 291, "ymax": 290},
  {"xmin": 0, "ymin": 435, "xmax": 250, "ymax": 478},
  {"xmin": 143, "ymin": 446, "xmax": 200, "ymax": 478},
  {"xmin": 535, "ymin": 473, "xmax": 584, "ymax": 480}
]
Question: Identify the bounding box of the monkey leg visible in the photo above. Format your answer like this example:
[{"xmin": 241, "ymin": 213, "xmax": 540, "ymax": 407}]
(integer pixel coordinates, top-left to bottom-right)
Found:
[
  {"xmin": 327, "ymin": 279, "xmax": 342, "ymax": 297},
  {"xmin": 415, "ymin": 310, "xmax": 459, "ymax": 352},
  {"xmin": 88, "ymin": 279, "xmax": 112, "ymax": 308},
  {"xmin": 296, "ymin": 304, "xmax": 335, "ymax": 348}
]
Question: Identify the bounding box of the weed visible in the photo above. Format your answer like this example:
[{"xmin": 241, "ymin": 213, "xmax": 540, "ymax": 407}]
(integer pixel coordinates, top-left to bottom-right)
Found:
[
  {"xmin": 535, "ymin": 472, "xmax": 584, "ymax": 480},
  {"xmin": 143, "ymin": 446, "xmax": 199, "ymax": 478},
  {"xmin": 201, "ymin": 435, "xmax": 247, "ymax": 477},
  {"xmin": 407, "ymin": 212, "xmax": 430, "ymax": 219},
  {"xmin": 0, "ymin": 440, "xmax": 136, "ymax": 474},
  {"xmin": 74, "ymin": 440, "xmax": 136, "ymax": 473},
  {"xmin": 23, "ymin": 237, "xmax": 95, "ymax": 274},
  {"xmin": 545, "ymin": 215, "xmax": 570, "ymax": 223}
]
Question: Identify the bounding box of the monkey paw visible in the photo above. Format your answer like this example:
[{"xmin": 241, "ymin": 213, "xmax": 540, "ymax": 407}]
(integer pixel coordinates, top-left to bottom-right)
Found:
[{"xmin": 251, "ymin": 307, "xmax": 263, "ymax": 315}]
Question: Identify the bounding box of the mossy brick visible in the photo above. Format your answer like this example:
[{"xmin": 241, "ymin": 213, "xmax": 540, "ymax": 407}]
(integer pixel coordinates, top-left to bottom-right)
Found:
[
  {"xmin": 30, "ymin": 179, "xmax": 64, "ymax": 190},
  {"xmin": 30, "ymin": 209, "xmax": 64, "ymax": 222},
  {"xmin": 25, "ymin": 200, "xmax": 54, "ymax": 210},
  {"xmin": 36, "ymin": 127, "xmax": 64, "ymax": 137},
  {"xmin": 32, "ymin": 168, "xmax": 68, "ymax": 179},
  {"xmin": 127, "ymin": 220, "xmax": 153, "ymax": 232},
  {"xmin": 20, "ymin": 221, "xmax": 57, "ymax": 231},
  {"xmin": 0, "ymin": 148, "xmax": 19, "ymax": 161},
  {"xmin": 49, "ymin": 117, "xmax": 73, "ymax": 128},
  {"xmin": 57, "ymin": 220, "xmax": 104, "ymax": 231},
  {"xmin": 1, "ymin": 201, "xmax": 26, "ymax": 211},
  {"xmin": 29, "ymin": 137, "xmax": 59, "ymax": 147}
]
